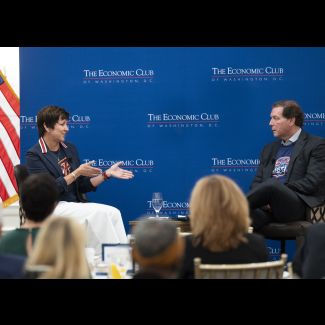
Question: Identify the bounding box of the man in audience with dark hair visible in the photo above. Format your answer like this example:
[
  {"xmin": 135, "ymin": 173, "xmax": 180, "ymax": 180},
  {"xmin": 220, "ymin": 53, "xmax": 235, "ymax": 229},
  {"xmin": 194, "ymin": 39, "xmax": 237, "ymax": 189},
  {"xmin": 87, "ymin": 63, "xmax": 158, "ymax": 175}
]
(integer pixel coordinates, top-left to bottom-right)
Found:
[
  {"xmin": 247, "ymin": 100, "xmax": 325, "ymax": 230},
  {"xmin": 0, "ymin": 208, "xmax": 26, "ymax": 278},
  {"xmin": 132, "ymin": 217, "xmax": 185, "ymax": 279},
  {"xmin": 0, "ymin": 173, "xmax": 59, "ymax": 257},
  {"xmin": 293, "ymin": 222, "xmax": 325, "ymax": 278}
]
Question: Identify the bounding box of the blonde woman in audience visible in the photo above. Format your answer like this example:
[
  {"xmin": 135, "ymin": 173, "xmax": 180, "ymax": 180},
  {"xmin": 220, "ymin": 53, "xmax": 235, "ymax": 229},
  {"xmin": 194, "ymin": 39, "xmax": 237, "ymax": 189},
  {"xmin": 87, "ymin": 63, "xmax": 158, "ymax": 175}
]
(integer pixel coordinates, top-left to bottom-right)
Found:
[
  {"xmin": 179, "ymin": 175, "xmax": 268, "ymax": 279},
  {"xmin": 25, "ymin": 217, "xmax": 90, "ymax": 279}
]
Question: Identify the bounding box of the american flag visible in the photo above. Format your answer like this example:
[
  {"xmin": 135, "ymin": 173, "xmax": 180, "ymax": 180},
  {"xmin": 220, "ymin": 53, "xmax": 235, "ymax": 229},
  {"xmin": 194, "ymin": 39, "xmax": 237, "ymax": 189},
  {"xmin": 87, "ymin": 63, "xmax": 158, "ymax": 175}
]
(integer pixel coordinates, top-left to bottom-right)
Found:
[{"xmin": 0, "ymin": 70, "xmax": 20, "ymax": 207}]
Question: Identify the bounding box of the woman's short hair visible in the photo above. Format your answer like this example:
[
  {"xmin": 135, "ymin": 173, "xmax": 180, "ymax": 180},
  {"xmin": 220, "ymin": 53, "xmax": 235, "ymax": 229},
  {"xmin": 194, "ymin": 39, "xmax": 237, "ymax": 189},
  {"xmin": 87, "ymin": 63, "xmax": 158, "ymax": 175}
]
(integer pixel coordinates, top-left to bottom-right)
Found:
[
  {"xmin": 37, "ymin": 105, "xmax": 69, "ymax": 137},
  {"xmin": 190, "ymin": 175, "xmax": 250, "ymax": 252}
]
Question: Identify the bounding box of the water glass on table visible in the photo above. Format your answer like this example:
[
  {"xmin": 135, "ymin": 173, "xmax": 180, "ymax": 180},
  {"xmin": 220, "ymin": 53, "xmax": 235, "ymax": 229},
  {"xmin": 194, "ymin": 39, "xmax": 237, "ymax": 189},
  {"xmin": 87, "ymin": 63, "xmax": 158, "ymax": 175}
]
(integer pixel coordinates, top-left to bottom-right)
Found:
[{"xmin": 152, "ymin": 192, "xmax": 163, "ymax": 218}]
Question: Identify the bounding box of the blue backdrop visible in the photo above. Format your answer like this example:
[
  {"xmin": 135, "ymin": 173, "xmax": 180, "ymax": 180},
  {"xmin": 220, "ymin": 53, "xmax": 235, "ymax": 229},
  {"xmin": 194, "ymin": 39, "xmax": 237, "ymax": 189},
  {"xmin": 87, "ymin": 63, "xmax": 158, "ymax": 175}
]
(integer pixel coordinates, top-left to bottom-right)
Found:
[{"xmin": 20, "ymin": 47, "xmax": 325, "ymax": 260}]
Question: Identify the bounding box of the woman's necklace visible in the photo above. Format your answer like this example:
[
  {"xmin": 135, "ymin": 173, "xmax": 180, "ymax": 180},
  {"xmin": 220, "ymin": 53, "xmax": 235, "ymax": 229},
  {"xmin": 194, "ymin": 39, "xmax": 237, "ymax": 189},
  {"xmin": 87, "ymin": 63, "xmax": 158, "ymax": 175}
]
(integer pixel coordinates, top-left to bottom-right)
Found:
[{"xmin": 52, "ymin": 149, "xmax": 61, "ymax": 163}]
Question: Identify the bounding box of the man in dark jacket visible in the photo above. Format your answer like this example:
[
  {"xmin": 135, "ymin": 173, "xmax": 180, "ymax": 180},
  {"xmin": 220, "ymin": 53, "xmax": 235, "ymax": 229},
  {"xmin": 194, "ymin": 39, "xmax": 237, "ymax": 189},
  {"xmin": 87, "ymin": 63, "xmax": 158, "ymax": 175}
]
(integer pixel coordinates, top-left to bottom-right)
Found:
[
  {"xmin": 247, "ymin": 100, "xmax": 325, "ymax": 230},
  {"xmin": 293, "ymin": 222, "xmax": 325, "ymax": 278}
]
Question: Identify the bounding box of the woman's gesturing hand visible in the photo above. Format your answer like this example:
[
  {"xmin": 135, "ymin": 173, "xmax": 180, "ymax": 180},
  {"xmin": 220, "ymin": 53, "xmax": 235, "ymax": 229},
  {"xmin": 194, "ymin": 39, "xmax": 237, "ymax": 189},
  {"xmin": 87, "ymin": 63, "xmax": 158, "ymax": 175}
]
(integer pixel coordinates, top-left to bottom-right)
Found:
[
  {"xmin": 77, "ymin": 160, "xmax": 102, "ymax": 177},
  {"xmin": 106, "ymin": 161, "xmax": 134, "ymax": 179}
]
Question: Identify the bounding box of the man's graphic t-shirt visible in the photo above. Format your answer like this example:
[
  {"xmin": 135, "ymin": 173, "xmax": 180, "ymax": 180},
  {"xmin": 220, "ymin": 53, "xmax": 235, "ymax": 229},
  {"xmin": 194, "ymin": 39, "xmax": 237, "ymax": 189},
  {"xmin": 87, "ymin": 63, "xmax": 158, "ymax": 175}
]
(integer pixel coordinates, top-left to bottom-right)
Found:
[{"xmin": 271, "ymin": 143, "xmax": 295, "ymax": 183}]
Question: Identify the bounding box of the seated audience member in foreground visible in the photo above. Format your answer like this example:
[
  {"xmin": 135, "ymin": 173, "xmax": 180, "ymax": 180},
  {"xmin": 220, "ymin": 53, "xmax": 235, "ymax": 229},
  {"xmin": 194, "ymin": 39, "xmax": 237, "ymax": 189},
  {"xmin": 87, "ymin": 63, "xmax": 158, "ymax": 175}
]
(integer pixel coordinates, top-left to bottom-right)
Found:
[
  {"xmin": 0, "ymin": 174, "xmax": 59, "ymax": 257},
  {"xmin": 132, "ymin": 217, "xmax": 185, "ymax": 279},
  {"xmin": 179, "ymin": 175, "xmax": 268, "ymax": 279},
  {"xmin": 0, "ymin": 208, "xmax": 26, "ymax": 278},
  {"xmin": 293, "ymin": 223, "xmax": 325, "ymax": 279},
  {"xmin": 25, "ymin": 217, "xmax": 90, "ymax": 279}
]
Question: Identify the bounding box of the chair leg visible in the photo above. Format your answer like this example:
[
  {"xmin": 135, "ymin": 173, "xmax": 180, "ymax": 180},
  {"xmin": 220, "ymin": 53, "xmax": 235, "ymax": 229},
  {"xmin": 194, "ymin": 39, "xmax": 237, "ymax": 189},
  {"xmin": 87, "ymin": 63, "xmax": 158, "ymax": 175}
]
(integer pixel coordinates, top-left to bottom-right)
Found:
[{"xmin": 280, "ymin": 240, "xmax": 286, "ymax": 254}]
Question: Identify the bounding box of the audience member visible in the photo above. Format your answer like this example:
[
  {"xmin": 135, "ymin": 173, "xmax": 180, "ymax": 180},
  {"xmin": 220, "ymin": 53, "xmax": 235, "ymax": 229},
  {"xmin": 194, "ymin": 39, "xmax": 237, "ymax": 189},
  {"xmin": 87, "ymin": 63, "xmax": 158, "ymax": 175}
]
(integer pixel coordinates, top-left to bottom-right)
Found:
[
  {"xmin": 0, "ymin": 207, "xmax": 26, "ymax": 278},
  {"xmin": 26, "ymin": 105, "xmax": 134, "ymax": 253},
  {"xmin": 132, "ymin": 217, "xmax": 185, "ymax": 279},
  {"xmin": 292, "ymin": 222, "xmax": 325, "ymax": 279},
  {"xmin": 25, "ymin": 217, "xmax": 90, "ymax": 279},
  {"xmin": 247, "ymin": 100, "xmax": 325, "ymax": 230},
  {"xmin": 0, "ymin": 174, "xmax": 59, "ymax": 256},
  {"xmin": 179, "ymin": 175, "xmax": 268, "ymax": 279}
]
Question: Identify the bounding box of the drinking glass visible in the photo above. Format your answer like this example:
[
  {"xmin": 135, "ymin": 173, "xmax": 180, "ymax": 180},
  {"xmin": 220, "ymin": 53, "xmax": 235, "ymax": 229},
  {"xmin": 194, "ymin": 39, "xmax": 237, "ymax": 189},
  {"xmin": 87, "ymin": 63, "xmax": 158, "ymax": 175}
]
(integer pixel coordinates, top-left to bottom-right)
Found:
[{"xmin": 152, "ymin": 192, "xmax": 163, "ymax": 218}]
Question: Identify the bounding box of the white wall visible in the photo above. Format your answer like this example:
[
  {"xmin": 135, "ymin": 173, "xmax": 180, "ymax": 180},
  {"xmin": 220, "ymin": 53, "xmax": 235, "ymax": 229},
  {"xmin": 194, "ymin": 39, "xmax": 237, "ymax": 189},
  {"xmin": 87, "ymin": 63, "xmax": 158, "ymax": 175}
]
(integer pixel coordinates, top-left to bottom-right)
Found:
[{"xmin": 0, "ymin": 47, "xmax": 20, "ymax": 96}]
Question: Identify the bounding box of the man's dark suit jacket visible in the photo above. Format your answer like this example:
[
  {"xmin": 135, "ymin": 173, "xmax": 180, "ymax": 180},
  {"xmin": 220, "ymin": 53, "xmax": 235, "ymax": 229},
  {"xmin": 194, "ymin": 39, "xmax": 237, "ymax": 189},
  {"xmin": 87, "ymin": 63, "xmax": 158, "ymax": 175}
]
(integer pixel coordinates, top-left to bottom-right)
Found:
[
  {"xmin": 26, "ymin": 139, "xmax": 96, "ymax": 202},
  {"xmin": 293, "ymin": 223, "xmax": 325, "ymax": 278},
  {"xmin": 251, "ymin": 130, "xmax": 325, "ymax": 208}
]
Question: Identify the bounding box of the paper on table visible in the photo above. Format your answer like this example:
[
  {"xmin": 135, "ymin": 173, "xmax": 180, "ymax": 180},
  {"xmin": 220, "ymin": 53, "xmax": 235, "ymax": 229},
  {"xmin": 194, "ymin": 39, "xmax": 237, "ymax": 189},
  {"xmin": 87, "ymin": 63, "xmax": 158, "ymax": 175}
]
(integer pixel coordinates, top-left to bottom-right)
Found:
[{"xmin": 177, "ymin": 215, "xmax": 188, "ymax": 220}]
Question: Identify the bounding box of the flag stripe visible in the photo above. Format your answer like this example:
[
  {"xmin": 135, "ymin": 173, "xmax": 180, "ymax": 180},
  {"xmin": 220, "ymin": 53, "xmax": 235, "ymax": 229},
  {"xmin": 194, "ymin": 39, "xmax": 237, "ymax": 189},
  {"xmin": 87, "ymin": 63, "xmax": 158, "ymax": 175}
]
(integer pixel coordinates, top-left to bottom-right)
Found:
[
  {"xmin": 0, "ymin": 175, "xmax": 10, "ymax": 202},
  {"xmin": 0, "ymin": 91, "xmax": 20, "ymax": 136},
  {"xmin": 0, "ymin": 106, "xmax": 20, "ymax": 157},
  {"xmin": 0, "ymin": 123, "xmax": 20, "ymax": 165},
  {"xmin": 0, "ymin": 139, "xmax": 17, "ymax": 192},
  {"xmin": 0, "ymin": 70, "xmax": 20, "ymax": 206},
  {"xmin": 0, "ymin": 74, "xmax": 19, "ymax": 117},
  {"xmin": 0, "ymin": 159, "xmax": 16, "ymax": 202}
]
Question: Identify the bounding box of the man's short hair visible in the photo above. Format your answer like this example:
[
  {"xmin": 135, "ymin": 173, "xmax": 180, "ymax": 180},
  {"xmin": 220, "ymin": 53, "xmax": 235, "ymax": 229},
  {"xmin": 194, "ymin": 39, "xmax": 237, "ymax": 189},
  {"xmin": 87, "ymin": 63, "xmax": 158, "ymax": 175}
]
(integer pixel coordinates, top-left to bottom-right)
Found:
[
  {"xmin": 37, "ymin": 105, "xmax": 69, "ymax": 137},
  {"xmin": 132, "ymin": 217, "xmax": 185, "ymax": 269},
  {"xmin": 272, "ymin": 100, "xmax": 304, "ymax": 127},
  {"xmin": 20, "ymin": 174, "xmax": 59, "ymax": 222},
  {"xmin": 134, "ymin": 218, "xmax": 177, "ymax": 258}
]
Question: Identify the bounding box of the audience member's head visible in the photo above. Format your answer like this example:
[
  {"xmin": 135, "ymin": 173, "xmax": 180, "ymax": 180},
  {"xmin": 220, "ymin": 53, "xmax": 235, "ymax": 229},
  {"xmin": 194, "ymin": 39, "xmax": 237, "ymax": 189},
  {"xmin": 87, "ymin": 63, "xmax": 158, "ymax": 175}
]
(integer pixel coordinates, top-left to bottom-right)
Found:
[
  {"xmin": 132, "ymin": 217, "xmax": 185, "ymax": 278},
  {"xmin": 20, "ymin": 173, "xmax": 59, "ymax": 223},
  {"xmin": 190, "ymin": 174, "xmax": 251, "ymax": 252},
  {"xmin": 25, "ymin": 217, "xmax": 90, "ymax": 279}
]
